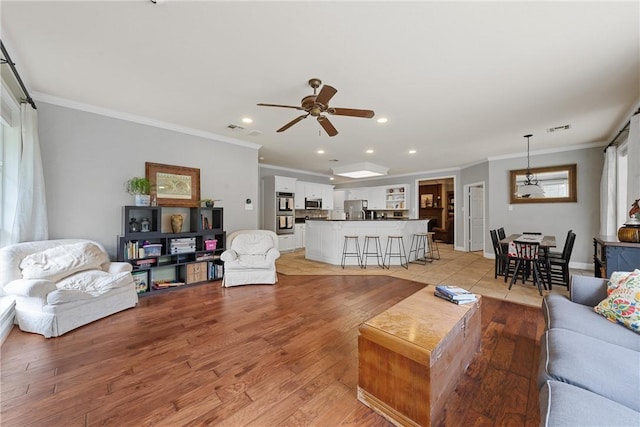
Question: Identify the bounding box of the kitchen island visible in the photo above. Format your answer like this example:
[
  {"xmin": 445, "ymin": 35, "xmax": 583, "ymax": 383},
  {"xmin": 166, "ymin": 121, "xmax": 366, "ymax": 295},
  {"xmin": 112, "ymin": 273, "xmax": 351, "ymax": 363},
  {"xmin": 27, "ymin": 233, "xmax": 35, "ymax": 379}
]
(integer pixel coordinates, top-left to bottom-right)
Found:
[{"xmin": 305, "ymin": 219, "xmax": 429, "ymax": 266}]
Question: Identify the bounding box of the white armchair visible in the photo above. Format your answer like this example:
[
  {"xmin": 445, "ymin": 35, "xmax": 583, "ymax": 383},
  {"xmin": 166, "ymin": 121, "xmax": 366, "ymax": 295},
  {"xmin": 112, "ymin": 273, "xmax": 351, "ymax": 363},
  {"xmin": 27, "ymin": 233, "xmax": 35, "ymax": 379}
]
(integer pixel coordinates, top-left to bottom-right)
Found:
[
  {"xmin": 0, "ymin": 239, "xmax": 138, "ymax": 338},
  {"xmin": 220, "ymin": 230, "xmax": 280, "ymax": 287}
]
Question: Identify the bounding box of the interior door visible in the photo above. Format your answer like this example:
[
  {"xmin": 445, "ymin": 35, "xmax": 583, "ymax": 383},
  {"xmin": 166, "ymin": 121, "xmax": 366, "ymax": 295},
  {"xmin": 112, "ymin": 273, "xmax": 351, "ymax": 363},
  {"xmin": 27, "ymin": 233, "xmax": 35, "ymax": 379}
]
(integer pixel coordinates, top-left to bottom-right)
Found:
[{"xmin": 469, "ymin": 186, "xmax": 484, "ymax": 251}]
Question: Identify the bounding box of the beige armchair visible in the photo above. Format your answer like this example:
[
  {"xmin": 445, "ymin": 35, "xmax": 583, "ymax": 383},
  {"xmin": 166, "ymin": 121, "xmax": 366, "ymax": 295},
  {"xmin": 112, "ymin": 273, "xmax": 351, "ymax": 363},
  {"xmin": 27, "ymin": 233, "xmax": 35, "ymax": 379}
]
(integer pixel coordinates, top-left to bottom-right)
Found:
[{"xmin": 220, "ymin": 230, "xmax": 280, "ymax": 287}]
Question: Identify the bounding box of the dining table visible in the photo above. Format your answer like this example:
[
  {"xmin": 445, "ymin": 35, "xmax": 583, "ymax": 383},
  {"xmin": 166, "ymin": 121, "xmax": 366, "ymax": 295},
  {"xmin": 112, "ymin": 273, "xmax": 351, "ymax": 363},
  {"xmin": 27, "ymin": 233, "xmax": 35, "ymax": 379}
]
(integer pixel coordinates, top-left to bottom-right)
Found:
[{"xmin": 499, "ymin": 234, "xmax": 557, "ymax": 251}]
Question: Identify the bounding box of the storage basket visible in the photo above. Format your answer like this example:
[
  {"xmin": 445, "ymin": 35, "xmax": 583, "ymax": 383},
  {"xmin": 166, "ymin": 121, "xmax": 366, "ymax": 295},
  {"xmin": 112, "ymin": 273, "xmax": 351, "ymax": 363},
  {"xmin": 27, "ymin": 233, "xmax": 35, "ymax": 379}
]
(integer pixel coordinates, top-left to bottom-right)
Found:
[
  {"xmin": 143, "ymin": 244, "xmax": 162, "ymax": 256},
  {"xmin": 205, "ymin": 239, "xmax": 217, "ymax": 251}
]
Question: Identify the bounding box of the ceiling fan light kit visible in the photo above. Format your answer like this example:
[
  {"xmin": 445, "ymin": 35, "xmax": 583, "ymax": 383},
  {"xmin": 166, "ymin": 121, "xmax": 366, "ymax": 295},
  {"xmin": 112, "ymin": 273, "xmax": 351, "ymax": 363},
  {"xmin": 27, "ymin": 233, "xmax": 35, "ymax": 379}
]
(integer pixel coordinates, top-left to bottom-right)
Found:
[
  {"xmin": 515, "ymin": 134, "xmax": 545, "ymax": 198},
  {"xmin": 257, "ymin": 78, "xmax": 375, "ymax": 137},
  {"xmin": 332, "ymin": 162, "xmax": 389, "ymax": 179}
]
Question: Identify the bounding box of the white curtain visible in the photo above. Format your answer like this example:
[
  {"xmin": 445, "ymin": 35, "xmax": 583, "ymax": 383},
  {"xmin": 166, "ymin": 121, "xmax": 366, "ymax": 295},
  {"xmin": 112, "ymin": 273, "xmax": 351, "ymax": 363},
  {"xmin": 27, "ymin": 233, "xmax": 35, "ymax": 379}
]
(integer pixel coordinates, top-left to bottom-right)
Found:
[
  {"xmin": 10, "ymin": 104, "xmax": 48, "ymax": 243},
  {"xmin": 627, "ymin": 114, "xmax": 640, "ymax": 211},
  {"xmin": 600, "ymin": 146, "xmax": 617, "ymax": 236}
]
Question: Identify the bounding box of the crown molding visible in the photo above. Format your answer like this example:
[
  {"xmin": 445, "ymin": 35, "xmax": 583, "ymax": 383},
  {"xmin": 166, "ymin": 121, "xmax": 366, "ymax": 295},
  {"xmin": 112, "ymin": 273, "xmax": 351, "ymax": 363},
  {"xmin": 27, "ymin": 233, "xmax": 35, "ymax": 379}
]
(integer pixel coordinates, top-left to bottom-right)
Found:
[
  {"xmin": 259, "ymin": 163, "xmax": 333, "ymax": 179},
  {"xmin": 487, "ymin": 141, "xmax": 606, "ymax": 162},
  {"xmin": 32, "ymin": 91, "xmax": 261, "ymax": 151}
]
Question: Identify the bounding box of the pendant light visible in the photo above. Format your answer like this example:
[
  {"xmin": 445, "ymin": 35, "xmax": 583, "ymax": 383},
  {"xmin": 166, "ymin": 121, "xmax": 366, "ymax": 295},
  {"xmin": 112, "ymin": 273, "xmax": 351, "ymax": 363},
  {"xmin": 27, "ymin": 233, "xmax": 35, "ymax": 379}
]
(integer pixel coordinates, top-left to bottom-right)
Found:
[{"xmin": 515, "ymin": 134, "xmax": 544, "ymax": 198}]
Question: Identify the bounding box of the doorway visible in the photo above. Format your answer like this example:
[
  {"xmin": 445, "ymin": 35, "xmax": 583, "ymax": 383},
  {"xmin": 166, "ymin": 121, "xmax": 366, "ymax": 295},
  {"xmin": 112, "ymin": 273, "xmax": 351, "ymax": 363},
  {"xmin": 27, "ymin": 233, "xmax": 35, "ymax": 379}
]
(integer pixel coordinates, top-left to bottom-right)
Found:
[
  {"xmin": 416, "ymin": 177, "xmax": 455, "ymax": 243},
  {"xmin": 464, "ymin": 182, "xmax": 485, "ymax": 252}
]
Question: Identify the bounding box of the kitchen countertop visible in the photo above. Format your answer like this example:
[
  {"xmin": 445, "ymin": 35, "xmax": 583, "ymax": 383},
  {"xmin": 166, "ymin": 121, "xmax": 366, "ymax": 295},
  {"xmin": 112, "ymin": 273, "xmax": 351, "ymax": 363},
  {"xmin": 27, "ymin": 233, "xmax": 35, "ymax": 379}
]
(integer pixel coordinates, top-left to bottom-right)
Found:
[{"xmin": 306, "ymin": 218, "xmax": 414, "ymax": 221}]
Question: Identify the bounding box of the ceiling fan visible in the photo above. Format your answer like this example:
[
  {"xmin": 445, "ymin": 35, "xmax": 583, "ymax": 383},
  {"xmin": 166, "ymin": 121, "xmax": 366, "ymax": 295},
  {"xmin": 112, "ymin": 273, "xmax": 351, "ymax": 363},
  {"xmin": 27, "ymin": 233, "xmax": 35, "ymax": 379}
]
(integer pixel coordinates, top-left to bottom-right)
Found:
[{"xmin": 257, "ymin": 78, "xmax": 375, "ymax": 137}]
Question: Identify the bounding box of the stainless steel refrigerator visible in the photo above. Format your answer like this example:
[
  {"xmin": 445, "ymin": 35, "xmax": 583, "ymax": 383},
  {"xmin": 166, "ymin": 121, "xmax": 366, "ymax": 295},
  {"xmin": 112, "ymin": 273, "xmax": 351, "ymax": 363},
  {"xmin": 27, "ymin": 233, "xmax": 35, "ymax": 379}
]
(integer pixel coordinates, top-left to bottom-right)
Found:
[{"xmin": 344, "ymin": 199, "xmax": 368, "ymax": 220}]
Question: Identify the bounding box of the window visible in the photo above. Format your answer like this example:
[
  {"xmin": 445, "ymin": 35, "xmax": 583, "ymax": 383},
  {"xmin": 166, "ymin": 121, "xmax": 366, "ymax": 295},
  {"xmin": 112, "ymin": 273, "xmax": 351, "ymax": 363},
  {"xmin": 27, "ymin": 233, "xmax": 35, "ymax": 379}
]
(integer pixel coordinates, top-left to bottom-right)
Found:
[{"xmin": 1, "ymin": 78, "xmax": 21, "ymax": 247}]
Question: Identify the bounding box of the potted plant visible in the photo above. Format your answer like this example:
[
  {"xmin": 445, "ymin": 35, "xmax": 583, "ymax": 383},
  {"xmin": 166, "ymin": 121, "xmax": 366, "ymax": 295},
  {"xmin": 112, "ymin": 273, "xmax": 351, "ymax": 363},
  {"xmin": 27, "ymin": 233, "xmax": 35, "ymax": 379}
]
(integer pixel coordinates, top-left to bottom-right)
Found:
[
  {"xmin": 125, "ymin": 177, "xmax": 153, "ymax": 206},
  {"xmin": 199, "ymin": 198, "xmax": 221, "ymax": 208}
]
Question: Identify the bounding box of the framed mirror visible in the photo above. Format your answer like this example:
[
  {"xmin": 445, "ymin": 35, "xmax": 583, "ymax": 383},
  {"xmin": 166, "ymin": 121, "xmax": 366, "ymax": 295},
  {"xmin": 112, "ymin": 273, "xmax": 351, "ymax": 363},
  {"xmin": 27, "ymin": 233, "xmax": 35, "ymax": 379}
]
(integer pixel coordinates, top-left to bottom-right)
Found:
[{"xmin": 510, "ymin": 164, "xmax": 577, "ymax": 204}]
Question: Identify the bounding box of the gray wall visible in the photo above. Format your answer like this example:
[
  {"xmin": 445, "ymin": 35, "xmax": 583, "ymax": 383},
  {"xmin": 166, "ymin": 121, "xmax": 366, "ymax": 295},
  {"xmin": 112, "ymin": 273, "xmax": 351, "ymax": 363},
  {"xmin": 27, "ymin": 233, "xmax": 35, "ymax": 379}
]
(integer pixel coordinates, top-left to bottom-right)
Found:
[
  {"xmin": 460, "ymin": 161, "xmax": 490, "ymax": 251},
  {"xmin": 487, "ymin": 146, "xmax": 603, "ymax": 265},
  {"xmin": 38, "ymin": 102, "xmax": 260, "ymax": 257}
]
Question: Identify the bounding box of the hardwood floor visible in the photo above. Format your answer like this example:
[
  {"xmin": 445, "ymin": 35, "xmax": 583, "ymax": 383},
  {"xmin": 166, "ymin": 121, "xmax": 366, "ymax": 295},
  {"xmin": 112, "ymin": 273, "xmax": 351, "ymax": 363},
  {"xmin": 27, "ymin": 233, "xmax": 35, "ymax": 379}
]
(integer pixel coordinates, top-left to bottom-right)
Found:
[{"xmin": 1, "ymin": 275, "xmax": 544, "ymax": 426}]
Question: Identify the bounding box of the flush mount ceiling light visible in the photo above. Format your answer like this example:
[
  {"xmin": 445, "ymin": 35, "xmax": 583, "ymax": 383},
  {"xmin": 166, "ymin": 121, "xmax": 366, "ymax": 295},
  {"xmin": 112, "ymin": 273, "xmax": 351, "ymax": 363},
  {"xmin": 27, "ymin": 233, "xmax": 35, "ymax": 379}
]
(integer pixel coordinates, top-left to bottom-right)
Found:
[
  {"xmin": 515, "ymin": 134, "xmax": 544, "ymax": 198},
  {"xmin": 332, "ymin": 162, "xmax": 388, "ymax": 179}
]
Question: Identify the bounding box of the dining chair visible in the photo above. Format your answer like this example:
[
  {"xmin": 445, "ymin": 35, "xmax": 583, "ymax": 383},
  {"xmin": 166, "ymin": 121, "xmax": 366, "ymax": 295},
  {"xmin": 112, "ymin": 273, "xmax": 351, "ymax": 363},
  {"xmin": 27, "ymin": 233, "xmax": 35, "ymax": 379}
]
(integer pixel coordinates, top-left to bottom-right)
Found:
[
  {"xmin": 547, "ymin": 232, "xmax": 576, "ymax": 288},
  {"xmin": 497, "ymin": 227, "xmax": 506, "ymax": 240},
  {"xmin": 507, "ymin": 240, "xmax": 547, "ymax": 296},
  {"xmin": 490, "ymin": 229, "xmax": 507, "ymax": 278},
  {"xmin": 547, "ymin": 229, "xmax": 573, "ymax": 259}
]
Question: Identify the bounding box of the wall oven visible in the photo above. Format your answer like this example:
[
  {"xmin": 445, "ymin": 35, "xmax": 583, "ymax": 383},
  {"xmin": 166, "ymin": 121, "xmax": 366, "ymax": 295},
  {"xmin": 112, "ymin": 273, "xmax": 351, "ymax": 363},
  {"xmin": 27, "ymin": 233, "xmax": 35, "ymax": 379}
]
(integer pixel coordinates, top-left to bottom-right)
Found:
[
  {"xmin": 277, "ymin": 192, "xmax": 294, "ymax": 212},
  {"xmin": 276, "ymin": 192, "xmax": 294, "ymax": 235},
  {"xmin": 305, "ymin": 198, "xmax": 322, "ymax": 209}
]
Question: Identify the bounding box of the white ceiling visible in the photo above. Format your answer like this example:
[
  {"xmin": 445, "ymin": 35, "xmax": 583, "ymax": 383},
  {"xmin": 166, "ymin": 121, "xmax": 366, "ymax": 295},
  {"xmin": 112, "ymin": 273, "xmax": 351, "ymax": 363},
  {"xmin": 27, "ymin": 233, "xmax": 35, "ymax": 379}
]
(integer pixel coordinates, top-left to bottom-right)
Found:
[{"xmin": 2, "ymin": 1, "xmax": 638, "ymax": 183}]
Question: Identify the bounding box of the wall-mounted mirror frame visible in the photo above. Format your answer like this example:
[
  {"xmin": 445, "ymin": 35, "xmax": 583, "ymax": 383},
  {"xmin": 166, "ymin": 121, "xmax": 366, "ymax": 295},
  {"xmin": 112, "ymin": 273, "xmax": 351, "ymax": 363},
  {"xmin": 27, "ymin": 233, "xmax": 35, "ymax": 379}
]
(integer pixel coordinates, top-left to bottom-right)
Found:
[{"xmin": 510, "ymin": 164, "xmax": 577, "ymax": 204}]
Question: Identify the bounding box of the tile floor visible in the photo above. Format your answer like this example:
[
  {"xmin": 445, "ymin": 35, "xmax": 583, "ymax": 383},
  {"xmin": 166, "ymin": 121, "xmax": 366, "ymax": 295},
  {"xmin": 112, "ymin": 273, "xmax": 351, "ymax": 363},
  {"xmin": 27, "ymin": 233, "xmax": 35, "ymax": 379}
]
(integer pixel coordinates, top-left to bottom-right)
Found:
[{"xmin": 275, "ymin": 243, "xmax": 594, "ymax": 307}]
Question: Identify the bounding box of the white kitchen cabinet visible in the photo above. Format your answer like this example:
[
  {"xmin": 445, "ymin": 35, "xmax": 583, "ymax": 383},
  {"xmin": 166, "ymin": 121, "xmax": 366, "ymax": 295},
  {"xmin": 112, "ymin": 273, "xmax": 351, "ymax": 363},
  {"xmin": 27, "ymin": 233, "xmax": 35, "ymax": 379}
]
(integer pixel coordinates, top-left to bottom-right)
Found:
[
  {"xmin": 321, "ymin": 185, "xmax": 334, "ymax": 210},
  {"xmin": 367, "ymin": 186, "xmax": 386, "ymax": 210},
  {"xmin": 295, "ymin": 223, "xmax": 306, "ymax": 248},
  {"xmin": 278, "ymin": 235, "xmax": 295, "ymax": 252},
  {"xmin": 333, "ymin": 190, "xmax": 346, "ymax": 211},
  {"xmin": 275, "ymin": 176, "xmax": 297, "ymax": 193},
  {"xmin": 346, "ymin": 187, "xmax": 369, "ymax": 201},
  {"xmin": 305, "ymin": 183, "xmax": 323, "ymax": 199},
  {"xmin": 295, "ymin": 181, "xmax": 306, "ymax": 209}
]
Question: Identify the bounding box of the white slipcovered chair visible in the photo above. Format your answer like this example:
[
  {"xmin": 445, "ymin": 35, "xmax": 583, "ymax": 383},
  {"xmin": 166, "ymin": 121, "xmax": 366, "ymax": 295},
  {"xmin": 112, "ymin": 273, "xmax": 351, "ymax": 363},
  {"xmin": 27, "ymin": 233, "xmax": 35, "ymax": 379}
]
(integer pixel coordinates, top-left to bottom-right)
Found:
[
  {"xmin": 220, "ymin": 230, "xmax": 280, "ymax": 287},
  {"xmin": 0, "ymin": 239, "xmax": 138, "ymax": 338}
]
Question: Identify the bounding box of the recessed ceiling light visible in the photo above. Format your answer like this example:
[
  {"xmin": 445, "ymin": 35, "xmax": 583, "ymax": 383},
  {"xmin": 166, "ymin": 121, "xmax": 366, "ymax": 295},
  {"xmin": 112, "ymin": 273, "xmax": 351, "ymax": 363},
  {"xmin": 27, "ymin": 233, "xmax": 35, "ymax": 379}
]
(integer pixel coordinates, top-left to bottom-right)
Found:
[
  {"xmin": 409, "ymin": 149, "xmax": 417, "ymax": 154},
  {"xmin": 259, "ymin": 156, "xmax": 264, "ymax": 160},
  {"xmin": 329, "ymin": 177, "xmax": 334, "ymax": 181},
  {"xmin": 242, "ymin": 117, "xmax": 253, "ymax": 124},
  {"xmin": 377, "ymin": 117, "xmax": 388, "ymax": 124},
  {"xmin": 366, "ymin": 149, "xmax": 374, "ymax": 154},
  {"xmin": 317, "ymin": 150, "xmax": 325, "ymax": 154}
]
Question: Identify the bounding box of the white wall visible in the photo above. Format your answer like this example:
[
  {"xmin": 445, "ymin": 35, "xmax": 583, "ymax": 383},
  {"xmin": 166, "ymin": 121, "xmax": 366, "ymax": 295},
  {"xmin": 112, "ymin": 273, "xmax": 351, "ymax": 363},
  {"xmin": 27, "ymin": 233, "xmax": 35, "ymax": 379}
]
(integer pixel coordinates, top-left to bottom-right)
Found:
[{"xmin": 38, "ymin": 102, "xmax": 260, "ymax": 257}]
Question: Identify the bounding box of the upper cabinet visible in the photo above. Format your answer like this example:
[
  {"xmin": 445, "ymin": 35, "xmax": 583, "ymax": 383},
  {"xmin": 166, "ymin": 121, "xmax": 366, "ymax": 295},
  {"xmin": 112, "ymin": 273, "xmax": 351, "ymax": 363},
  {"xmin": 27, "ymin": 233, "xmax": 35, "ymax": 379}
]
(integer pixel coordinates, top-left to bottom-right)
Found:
[
  {"xmin": 368, "ymin": 187, "xmax": 386, "ymax": 210},
  {"xmin": 295, "ymin": 181, "xmax": 306, "ymax": 209},
  {"xmin": 321, "ymin": 185, "xmax": 335, "ymax": 210},
  {"xmin": 291, "ymin": 180, "xmax": 335, "ymax": 210},
  {"xmin": 275, "ymin": 176, "xmax": 297, "ymax": 193}
]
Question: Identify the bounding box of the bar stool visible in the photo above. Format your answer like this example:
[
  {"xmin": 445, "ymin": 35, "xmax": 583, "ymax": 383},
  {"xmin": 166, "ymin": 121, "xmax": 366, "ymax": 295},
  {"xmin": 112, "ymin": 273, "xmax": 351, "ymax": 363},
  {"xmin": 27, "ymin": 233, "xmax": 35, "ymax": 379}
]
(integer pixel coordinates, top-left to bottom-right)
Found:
[
  {"xmin": 361, "ymin": 235, "xmax": 385, "ymax": 269},
  {"xmin": 426, "ymin": 232, "xmax": 440, "ymax": 261},
  {"xmin": 384, "ymin": 236, "xmax": 408, "ymax": 269},
  {"xmin": 408, "ymin": 232, "xmax": 430, "ymax": 265},
  {"xmin": 341, "ymin": 236, "xmax": 362, "ymax": 269}
]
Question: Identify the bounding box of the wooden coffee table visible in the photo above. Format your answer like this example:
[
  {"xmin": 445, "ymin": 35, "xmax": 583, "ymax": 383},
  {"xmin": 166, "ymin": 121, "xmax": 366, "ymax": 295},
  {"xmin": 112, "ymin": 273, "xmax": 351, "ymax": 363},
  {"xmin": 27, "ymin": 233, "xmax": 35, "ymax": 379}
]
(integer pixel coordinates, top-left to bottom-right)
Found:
[{"xmin": 357, "ymin": 286, "xmax": 481, "ymax": 426}]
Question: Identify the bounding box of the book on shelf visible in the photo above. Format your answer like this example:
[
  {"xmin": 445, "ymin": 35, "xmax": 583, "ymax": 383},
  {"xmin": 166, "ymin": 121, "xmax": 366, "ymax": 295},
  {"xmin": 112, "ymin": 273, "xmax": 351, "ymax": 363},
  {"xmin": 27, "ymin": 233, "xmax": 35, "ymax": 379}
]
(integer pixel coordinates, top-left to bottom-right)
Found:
[
  {"xmin": 434, "ymin": 290, "xmax": 477, "ymax": 305},
  {"xmin": 435, "ymin": 285, "xmax": 476, "ymax": 301}
]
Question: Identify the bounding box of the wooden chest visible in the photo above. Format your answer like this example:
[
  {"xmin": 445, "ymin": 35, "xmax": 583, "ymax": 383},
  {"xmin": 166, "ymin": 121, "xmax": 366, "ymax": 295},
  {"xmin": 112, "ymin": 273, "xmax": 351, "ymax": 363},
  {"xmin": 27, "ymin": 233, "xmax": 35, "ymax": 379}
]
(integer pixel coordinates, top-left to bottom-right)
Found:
[
  {"xmin": 185, "ymin": 262, "xmax": 208, "ymax": 284},
  {"xmin": 358, "ymin": 287, "xmax": 481, "ymax": 426}
]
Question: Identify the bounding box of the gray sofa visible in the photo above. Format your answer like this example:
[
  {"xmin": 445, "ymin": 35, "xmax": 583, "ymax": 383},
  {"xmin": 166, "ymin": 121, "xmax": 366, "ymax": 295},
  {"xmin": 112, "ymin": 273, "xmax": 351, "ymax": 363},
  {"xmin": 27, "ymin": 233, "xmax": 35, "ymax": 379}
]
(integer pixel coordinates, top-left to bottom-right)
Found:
[{"xmin": 539, "ymin": 275, "xmax": 640, "ymax": 426}]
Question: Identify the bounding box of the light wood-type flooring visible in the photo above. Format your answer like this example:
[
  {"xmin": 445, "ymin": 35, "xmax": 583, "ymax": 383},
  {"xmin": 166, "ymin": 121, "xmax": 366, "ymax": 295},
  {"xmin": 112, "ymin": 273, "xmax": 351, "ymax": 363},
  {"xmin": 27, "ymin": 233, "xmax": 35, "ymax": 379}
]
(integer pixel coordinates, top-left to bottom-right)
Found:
[{"xmin": 2, "ymin": 270, "xmax": 549, "ymax": 426}]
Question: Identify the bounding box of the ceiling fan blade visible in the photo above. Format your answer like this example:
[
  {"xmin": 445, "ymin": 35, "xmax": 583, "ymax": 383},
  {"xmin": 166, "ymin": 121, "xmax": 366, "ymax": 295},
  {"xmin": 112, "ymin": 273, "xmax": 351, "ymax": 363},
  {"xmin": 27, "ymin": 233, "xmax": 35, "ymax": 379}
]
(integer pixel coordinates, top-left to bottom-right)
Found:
[
  {"xmin": 328, "ymin": 107, "xmax": 375, "ymax": 118},
  {"xmin": 315, "ymin": 85, "xmax": 337, "ymax": 106},
  {"xmin": 317, "ymin": 116, "xmax": 338, "ymax": 137},
  {"xmin": 277, "ymin": 114, "xmax": 308, "ymax": 132},
  {"xmin": 257, "ymin": 103, "xmax": 304, "ymax": 110}
]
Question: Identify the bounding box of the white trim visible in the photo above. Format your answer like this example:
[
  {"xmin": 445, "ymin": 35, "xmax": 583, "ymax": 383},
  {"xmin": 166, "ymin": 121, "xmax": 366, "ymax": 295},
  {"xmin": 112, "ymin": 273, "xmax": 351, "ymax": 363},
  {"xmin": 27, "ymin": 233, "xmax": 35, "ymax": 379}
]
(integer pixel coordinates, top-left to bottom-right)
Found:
[
  {"xmin": 463, "ymin": 181, "xmax": 486, "ymax": 253},
  {"xmin": 31, "ymin": 91, "xmax": 262, "ymax": 150},
  {"xmin": 487, "ymin": 141, "xmax": 606, "ymax": 162},
  {"xmin": 260, "ymin": 163, "xmax": 333, "ymax": 178}
]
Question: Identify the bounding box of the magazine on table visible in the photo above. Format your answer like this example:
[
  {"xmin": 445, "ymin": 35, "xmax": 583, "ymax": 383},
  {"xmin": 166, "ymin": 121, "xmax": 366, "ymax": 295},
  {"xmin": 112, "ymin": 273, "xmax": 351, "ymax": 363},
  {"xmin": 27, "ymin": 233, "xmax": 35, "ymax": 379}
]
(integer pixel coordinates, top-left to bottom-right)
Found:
[{"xmin": 434, "ymin": 285, "xmax": 477, "ymax": 302}]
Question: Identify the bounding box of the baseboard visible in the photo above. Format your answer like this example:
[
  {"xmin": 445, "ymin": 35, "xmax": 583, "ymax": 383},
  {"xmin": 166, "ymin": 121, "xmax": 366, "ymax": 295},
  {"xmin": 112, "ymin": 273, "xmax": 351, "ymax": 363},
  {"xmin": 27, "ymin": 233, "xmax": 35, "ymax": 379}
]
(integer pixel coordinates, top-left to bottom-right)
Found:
[{"xmin": 482, "ymin": 252, "xmax": 593, "ymax": 272}]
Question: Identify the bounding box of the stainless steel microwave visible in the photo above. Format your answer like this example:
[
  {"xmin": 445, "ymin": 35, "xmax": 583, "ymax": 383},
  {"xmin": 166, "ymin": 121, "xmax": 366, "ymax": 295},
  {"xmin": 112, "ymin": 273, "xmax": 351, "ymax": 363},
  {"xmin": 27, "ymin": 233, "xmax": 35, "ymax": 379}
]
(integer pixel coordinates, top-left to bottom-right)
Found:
[{"xmin": 305, "ymin": 198, "xmax": 322, "ymax": 209}]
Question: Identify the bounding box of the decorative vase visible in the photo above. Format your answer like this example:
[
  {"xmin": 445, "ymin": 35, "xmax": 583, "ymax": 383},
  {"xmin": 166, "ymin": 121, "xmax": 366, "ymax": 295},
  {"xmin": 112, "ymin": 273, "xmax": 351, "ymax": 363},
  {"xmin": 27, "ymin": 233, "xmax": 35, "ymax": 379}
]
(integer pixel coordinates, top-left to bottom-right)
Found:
[
  {"xmin": 129, "ymin": 217, "xmax": 140, "ymax": 233},
  {"xmin": 170, "ymin": 214, "xmax": 183, "ymax": 233},
  {"xmin": 618, "ymin": 216, "xmax": 640, "ymax": 243},
  {"xmin": 140, "ymin": 217, "xmax": 150, "ymax": 232},
  {"xmin": 205, "ymin": 200, "xmax": 214, "ymax": 208},
  {"xmin": 134, "ymin": 194, "xmax": 151, "ymax": 207}
]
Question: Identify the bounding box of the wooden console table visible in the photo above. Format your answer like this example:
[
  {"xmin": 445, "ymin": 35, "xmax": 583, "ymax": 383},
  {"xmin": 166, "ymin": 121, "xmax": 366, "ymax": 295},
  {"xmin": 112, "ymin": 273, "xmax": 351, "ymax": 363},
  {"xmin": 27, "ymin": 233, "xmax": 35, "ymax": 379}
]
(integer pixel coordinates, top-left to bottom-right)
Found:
[{"xmin": 357, "ymin": 286, "xmax": 481, "ymax": 427}]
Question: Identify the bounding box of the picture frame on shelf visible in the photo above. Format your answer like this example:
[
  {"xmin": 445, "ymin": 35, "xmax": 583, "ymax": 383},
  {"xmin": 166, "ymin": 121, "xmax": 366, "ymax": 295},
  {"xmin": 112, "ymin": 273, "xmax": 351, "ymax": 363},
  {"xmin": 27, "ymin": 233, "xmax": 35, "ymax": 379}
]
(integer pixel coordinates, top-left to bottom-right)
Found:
[
  {"xmin": 145, "ymin": 162, "xmax": 201, "ymax": 207},
  {"xmin": 421, "ymin": 194, "xmax": 433, "ymax": 208}
]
